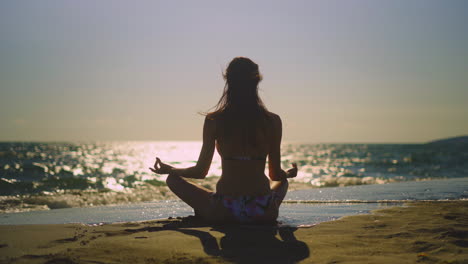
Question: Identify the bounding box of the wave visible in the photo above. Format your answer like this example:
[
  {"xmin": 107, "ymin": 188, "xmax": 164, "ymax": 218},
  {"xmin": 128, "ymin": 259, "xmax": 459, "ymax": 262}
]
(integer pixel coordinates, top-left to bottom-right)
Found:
[
  {"xmin": 1, "ymin": 142, "xmax": 467, "ymax": 212},
  {"xmin": 283, "ymin": 199, "xmax": 466, "ymax": 204}
]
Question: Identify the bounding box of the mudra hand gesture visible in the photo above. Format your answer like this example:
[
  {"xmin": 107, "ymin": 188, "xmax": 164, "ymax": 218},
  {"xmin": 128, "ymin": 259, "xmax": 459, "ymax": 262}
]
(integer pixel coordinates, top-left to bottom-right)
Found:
[
  {"xmin": 287, "ymin": 163, "xmax": 298, "ymax": 178},
  {"xmin": 149, "ymin": 157, "xmax": 173, "ymax": 174}
]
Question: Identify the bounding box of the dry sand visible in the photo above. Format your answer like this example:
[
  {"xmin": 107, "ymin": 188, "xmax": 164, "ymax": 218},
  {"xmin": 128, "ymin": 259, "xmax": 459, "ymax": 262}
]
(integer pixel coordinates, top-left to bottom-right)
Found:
[{"xmin": 0, "ymin": 201, "xmax": 467, "ymax": 264}]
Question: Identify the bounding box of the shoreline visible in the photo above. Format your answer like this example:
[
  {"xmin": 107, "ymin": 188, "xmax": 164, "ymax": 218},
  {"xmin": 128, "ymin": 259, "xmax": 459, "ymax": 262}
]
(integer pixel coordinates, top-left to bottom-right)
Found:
[
  {"xmin": 1, "ymin": 201, "xmax": 467, "ymax": 263},
  {"xmin": 3, "ymin": 176, "xmax": 464, "ymax": 214},
  {"xmin": 0, "ymin": 179, "xmax": 313, "ymax": 214}
]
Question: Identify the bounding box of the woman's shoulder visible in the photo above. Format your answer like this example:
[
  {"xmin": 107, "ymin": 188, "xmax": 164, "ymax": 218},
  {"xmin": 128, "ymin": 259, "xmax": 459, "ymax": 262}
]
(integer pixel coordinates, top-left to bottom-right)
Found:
[
  {"xmin": 206, "ymin": 109, "xmax": 281, "ymax": 123},
  {"xmin": 265, "ymin": 111, "xmax": 281, "ymax": 124}
]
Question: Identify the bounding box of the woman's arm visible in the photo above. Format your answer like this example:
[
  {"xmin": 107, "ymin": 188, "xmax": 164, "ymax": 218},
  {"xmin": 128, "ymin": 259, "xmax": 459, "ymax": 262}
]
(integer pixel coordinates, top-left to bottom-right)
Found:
[
  {"xmin": 268, "ymin": 114, "xmax": 297, "ymax": 181},
  {"xmin": 150, "ymin": 117, "xmax": 216, "ymax": 179}
]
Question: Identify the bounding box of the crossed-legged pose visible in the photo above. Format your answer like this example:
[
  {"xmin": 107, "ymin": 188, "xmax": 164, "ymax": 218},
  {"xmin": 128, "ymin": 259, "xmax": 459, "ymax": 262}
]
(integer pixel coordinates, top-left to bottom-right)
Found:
[{"xmin": 150, "ymin": 57, "xmax": 297, "ymax": 224}]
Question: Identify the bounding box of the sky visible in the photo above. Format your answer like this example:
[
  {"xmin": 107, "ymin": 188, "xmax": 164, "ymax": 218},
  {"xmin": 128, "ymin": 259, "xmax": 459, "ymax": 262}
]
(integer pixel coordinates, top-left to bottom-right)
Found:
[{"xmin": 1, "ymin": 0, "xmax": 467, "ymax": 143}]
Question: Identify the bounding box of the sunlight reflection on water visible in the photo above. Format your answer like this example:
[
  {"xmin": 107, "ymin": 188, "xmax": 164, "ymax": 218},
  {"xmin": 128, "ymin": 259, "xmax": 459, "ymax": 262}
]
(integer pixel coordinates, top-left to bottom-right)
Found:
[{"xmin": 1, "ymin": 141, "xmax": 467, "ymax": 195}]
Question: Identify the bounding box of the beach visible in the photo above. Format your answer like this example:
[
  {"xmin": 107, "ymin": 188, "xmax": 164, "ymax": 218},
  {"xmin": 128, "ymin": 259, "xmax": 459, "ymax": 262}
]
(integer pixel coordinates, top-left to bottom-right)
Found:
[
  {"xmin": 2, "ymin": 0, "xmax": 468, "ymax": 262},
  {"xmin": 1, "ymin": 142, "xmax": 467, "ymax": 263},
  {"xmin": 1, "ymin": 201, "xmax": 467, "ymax": 264}
]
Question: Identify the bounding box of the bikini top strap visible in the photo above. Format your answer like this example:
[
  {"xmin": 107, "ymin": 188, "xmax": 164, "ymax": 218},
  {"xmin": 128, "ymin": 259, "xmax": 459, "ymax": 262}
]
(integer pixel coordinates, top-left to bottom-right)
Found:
[{"xmin": 223, "ymin": 156, "xmax": 266, "ymax": 161}]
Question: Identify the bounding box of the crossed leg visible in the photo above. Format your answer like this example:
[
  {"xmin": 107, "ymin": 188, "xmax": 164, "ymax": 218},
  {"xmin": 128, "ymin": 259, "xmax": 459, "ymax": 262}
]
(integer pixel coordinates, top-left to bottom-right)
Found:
[
  {"xmin": 166, "ymin": 173, "xmax": 289, "ymax": 223},
  {"xmin": 166, "ymin": 173, "xmax": 234, "ymax": 222},
  {"xmin": 166, "ymin": 173, "xmax": 212, "ymax": 216},
  {"xmin": 270, "ymin": 178, "xmax": 289, "ymax": 207}
]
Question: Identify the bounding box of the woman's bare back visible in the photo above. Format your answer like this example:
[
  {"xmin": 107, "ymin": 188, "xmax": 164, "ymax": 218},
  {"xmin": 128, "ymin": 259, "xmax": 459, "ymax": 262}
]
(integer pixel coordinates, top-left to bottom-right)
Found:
[{"xmin": 214, "ymin": 111, "xmax": 280, "ymax": 196}]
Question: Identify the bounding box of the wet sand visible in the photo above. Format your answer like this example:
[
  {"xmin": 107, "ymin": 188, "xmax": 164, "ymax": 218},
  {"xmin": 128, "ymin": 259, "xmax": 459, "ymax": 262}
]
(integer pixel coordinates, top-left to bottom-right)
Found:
[{"xmin": 0, "ymin": 201, "xmax": 467, "ymax": 264}]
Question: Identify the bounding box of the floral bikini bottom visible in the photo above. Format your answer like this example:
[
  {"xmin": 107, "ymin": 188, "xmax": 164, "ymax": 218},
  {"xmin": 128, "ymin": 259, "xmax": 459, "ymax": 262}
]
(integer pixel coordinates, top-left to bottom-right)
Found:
[{"xmin": 211, "ymin": 192, "xmax": 280, "ymax": 223}]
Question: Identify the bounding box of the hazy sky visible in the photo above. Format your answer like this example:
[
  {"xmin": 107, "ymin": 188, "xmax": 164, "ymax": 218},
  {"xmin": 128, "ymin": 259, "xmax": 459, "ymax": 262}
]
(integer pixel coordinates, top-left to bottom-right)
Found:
[{"xmin": 1, "ymin": 0, "xmax": 467, "ymax": 143}]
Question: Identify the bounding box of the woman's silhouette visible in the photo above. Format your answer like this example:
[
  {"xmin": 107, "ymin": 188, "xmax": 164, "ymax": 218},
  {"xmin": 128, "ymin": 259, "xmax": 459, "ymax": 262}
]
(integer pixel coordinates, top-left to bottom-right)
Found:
[{"xmin": 150, "ymin": 57, "xmax": 297, "ymax": 224}]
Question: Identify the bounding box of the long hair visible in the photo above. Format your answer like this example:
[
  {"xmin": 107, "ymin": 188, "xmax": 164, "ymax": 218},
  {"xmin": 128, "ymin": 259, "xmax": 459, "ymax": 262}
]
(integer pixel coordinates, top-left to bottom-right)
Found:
[{"xmin": 206, "ymin": 57, "xmax": 270, "ymax": 148}]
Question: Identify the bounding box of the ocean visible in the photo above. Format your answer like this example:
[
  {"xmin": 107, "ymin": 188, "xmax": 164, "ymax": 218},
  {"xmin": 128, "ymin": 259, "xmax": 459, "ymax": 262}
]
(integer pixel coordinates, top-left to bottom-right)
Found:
[
  {"xmin": 2, "ymin": 178, "xmax": 467, "ymax": 226},
  {"xmin": 1, "ymin": 141, "xmax": 467, "ymax": 213}
]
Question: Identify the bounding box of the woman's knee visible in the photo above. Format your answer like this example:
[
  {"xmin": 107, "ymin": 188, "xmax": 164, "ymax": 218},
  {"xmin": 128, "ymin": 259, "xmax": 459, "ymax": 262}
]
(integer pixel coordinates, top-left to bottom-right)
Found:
[
  {"xmin": 271, "ymin": 178, "xmax": 289, "ymax": 192},
  {"xmin": 165, "ymin": 172, "xmax": 180, "ymax": 189},
  {"xmin": 281, "ymin": 178, "xmax": 289, "ymax": 189}
]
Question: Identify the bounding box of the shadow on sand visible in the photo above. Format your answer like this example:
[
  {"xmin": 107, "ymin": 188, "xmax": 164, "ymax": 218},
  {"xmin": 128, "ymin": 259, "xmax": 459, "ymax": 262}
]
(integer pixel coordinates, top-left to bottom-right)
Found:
[{"xmin": 125, "ymin": 216, "xmax": 310, "ymax": 264}]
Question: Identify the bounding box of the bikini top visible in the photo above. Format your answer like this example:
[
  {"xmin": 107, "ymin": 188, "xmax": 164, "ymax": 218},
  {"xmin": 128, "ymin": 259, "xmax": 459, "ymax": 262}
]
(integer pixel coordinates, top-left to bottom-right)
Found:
[{"xmin": 223, "ymin": 155, "xmax": 266, "ymax": 161}]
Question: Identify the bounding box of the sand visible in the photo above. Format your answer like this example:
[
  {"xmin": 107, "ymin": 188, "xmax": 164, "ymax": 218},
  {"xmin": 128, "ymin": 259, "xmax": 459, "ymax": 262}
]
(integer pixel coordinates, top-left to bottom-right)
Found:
[{"xmin": 0, "ymin": 201, "xmax": 467, "ymax": 264}]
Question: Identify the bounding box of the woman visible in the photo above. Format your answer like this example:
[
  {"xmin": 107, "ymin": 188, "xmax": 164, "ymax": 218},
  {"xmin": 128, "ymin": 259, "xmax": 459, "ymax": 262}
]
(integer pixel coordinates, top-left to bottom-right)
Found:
[{"xmin": 150, "ymin": 57, "xmax": 297, "ymax": 224}]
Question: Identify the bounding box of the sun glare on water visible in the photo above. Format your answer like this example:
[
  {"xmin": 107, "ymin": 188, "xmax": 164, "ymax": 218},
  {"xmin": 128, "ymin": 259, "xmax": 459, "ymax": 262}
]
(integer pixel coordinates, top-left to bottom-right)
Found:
[{"xmin": 138, "ymin": 141, "xmax": 223, "ymax": 179}]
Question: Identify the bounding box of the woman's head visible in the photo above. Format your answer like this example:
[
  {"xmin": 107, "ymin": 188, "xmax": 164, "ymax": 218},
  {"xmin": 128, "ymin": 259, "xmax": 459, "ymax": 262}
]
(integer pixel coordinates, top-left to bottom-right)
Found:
[
  {"xmin": 224, "ymin": 57, "xmax": 263, "ymax": 88},
  {"xmin": 207, "ymin": 57, "xmax": 266, "ymax": 115}
]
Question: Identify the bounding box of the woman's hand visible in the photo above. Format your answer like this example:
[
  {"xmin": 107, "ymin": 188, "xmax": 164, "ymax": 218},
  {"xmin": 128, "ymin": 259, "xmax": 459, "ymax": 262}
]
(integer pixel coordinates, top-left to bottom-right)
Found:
[
  {"xmin": 149, "ymin": 157, "xmax": 174, "ymax": 174},
  {"xmin": 286, "ymin": 163, "xmax": 298, "ymax": 178}
]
